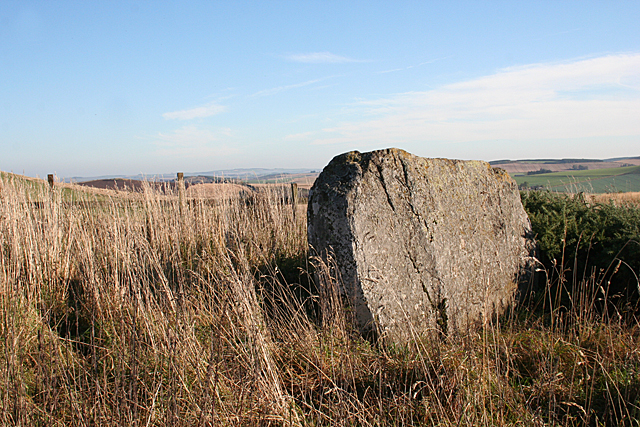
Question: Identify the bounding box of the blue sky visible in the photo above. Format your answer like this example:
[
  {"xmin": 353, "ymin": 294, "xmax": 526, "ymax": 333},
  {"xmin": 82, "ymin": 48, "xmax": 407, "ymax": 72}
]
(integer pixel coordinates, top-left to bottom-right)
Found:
[{"xmin": 1, "ymin": 1, "xmax": 639, "ymax": 178}]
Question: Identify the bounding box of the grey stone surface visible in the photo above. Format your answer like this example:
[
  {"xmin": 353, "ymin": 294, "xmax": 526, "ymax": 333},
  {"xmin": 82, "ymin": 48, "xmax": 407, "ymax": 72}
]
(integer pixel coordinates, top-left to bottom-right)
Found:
[{"xmin": 308, "ymin": 148, "xmax": 535, "ymax": 342}]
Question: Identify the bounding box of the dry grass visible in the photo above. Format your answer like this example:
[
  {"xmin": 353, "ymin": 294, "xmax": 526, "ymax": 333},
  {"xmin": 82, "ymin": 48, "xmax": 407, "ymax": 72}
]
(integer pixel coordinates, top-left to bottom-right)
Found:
[
  {"xmin": 0, "ymin": 174, "xmax": 639, "ymax": 426},
  {"xmin": 185, "ymin": 183, "xmax": 253, "ymax": 199},
  {"xmin": 588, "ymin": 191, "xmax": 640, "ymax": 207}
]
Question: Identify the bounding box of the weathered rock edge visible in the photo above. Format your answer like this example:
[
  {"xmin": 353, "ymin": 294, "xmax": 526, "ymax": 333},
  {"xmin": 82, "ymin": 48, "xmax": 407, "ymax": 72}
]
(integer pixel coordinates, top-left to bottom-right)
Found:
[{"xmin": 308, "ymin": 148, "xmax": 535, "ymax": 342}]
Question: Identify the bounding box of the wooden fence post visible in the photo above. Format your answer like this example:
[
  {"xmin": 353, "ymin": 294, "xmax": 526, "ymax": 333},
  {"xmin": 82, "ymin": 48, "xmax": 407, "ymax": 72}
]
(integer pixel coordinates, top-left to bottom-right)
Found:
[
  {"xmin": 290, "ymin": 182, "xmax": 298, "ymax": 220},
  {"xmin": 177, "ymin": 172, "xmax": 185, "ymax": 212},
  {"xmin": 48, "ymin": 174, "xmax": 54, "ymax": 189}
]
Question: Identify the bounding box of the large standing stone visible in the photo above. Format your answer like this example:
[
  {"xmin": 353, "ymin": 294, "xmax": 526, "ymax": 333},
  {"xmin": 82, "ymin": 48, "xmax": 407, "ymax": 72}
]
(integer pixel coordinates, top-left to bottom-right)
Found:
[{"xmin": 308, "ymin": 148, "xmax": 535, "ymax": 342}]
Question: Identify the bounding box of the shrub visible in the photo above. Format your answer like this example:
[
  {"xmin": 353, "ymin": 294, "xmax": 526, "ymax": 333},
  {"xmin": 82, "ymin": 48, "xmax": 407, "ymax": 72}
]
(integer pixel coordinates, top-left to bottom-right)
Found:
[
  {"xmin": 527, "ymin": 168, "xmax": 553, "ymax": 175},
  {"xmin": 521, "ymin": 191, "xmax": 640, "ymax": 316}
]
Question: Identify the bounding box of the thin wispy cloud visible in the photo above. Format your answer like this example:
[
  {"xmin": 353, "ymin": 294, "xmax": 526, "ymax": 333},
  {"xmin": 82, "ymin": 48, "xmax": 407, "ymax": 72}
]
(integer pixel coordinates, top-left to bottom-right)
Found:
[
  {"xmin": 284, "ymin": 131, "xmax": 313, "ymax": 141},
  {"xmin": 313, "ymin": 53, "xmax": 640, "ymax": 146},
  {"xmin": 378, "ymin": 68, "xmax": 404, "ymax": 74},
  {"xmin": 534, "ymin": 27, "xmax": 581, "ymax": 41},
  {"xmin": 162, "ymin": 102, "xmax": 226, "ymax": 120},
  {"xmin": 154, "ymin": 125, "xmax": 238, "ymax": 157},
  {"xmin": 309, "ymin": 83, "xmax": 340, "ymax": 91},
  {"xmin": 284, "ymin": 52, "xmax": 364, "ymax": 63},
  {"xmin": 251, "ymin": 77, "xmax": 330, "ymax": 97},
  {"xmin": 378, "ymin": 56, "xmax": 453, "ymax": 74}
]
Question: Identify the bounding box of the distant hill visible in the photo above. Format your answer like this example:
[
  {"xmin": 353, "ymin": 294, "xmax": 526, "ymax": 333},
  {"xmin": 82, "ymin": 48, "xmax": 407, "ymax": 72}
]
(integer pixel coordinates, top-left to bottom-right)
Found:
[
  {"xmin": 75, "ymin": 176, "xmax": 251, "ymax": 192},
  {"xmin": 490, "ymin": 158, "xmax": 604, "ymax": 165},
  {"xmin": 16, "ymin": 155, "xmax": 640, "ymax": 195},
  {"xmin": 488, "ymin": 157, "xmax": 640, "ymax": 193},
  {"xmin": 513, "ymin": 165, "xmax": 640, "ymax": 193},
  {"xmin": 69, "ymin": 171, "xmax": 321, "ymax": 191},
  {"xmin": 76, "ymin": 178, "xmax": 152, "ymax": 191},
  {"xmin": 491, "ymin": 156, "xmax": 640, "ymax": 175},
  {"xmin": 64, "ymin": 168, "xmax": 318, "ymax": 183}
]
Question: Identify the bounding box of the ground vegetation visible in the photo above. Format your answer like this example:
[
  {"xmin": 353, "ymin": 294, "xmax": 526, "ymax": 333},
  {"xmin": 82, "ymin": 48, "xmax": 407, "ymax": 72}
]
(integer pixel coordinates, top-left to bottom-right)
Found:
[{"xmin": 0, "ymin": 175, "xmax": 638, "ymax": 426}]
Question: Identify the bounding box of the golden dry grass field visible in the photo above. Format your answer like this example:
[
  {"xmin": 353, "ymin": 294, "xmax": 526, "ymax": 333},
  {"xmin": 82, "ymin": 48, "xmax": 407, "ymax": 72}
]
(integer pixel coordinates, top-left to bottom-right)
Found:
[
  {"xmin": 588, "ymin": 191, "xmax": 640, "ymax": 206},
  {"xmin": 0, "ymin": 173, "xmax": 638, "ymax": 426}
]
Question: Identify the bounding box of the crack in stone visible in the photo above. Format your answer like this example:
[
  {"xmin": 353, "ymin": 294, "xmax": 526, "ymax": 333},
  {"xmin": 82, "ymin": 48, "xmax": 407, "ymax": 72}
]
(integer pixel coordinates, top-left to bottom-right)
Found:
[{"xmin": 376, "ymin": 163, "xmax": 395, "ymax": 212}]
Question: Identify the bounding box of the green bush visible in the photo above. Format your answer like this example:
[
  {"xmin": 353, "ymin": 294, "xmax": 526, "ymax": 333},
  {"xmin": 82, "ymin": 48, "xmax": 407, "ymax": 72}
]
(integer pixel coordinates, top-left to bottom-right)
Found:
[{"xmin": 521, "ymin": 191, "xmax": 640, "ymax": 315}]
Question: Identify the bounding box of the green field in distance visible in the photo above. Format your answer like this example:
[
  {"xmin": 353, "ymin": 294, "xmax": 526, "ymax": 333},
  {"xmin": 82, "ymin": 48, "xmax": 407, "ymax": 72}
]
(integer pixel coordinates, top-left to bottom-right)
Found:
[{"xmin": 512, "ymin": 165, "xmax": 640, "ymax": 193}]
